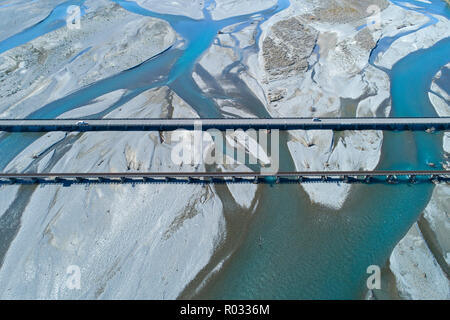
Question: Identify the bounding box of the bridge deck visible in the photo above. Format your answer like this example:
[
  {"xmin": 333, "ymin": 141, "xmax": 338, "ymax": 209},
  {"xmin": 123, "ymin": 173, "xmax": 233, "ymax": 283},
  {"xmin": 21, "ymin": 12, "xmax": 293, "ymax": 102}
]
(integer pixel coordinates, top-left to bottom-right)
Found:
[
  {"xmin": 1, "ymin": 171, "xmax": 448, "ymax": 185},
  {"xmin": 0, "ymin": 117, "xmax": 449, "ymax": 132}
]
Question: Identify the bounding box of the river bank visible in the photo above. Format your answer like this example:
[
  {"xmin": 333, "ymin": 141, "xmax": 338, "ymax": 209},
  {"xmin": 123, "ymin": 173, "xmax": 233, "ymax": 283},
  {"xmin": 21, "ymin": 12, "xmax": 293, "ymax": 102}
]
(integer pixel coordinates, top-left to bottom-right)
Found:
[
  {"xmin": 0, "ymin": 0, "xmax": 448, "ymax": 299},
  {"xmin": 188, "ymin": 0, "xmax": 450, "ymax": 299},
  {"xmin": 387, "ymin": 62, "xmax": 450, "ymax": 300},
  {"xmin": 0, "ymin": 0, "xmax": 285, "ymax": 299}
]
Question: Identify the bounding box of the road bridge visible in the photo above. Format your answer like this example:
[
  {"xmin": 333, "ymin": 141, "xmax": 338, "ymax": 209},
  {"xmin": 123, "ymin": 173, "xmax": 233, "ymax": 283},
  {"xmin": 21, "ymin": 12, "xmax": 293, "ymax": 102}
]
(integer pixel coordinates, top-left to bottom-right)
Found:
[
  {"xmin": 0, "ymin": 117, "xmax": 449, "ymax": 132},
  {"xmin": 0, "ymin": 171, "xmax": 448, "ymax": 185}
]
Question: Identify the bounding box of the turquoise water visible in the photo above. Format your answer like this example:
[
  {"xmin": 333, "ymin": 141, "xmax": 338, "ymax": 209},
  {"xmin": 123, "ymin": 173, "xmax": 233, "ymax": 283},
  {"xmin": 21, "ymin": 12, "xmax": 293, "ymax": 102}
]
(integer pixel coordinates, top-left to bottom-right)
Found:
[
  {"xmin": 386, "ymin": 37, "xmax": 450, "ymax": 170},
  {"xmin": 0, "ymin": 0, "xmax": 87, "ymax": 54},
  {"xmin": 0, "ymin": 0, "xmax": 448, "ymax": 299},
  {"xmin": 195, "ymin": 1, "xmax": 450, "ymax": 299},
  {"xmin": 199, "ymin": 39, "xmax": 450, "ymax": 300},
  {"xmin": 0, "ymin": 0, "xmax": 289, "ymax": 169},
  {"xmin": 197, "ymin": 184, "xmax": 435, "ymax": 299}
]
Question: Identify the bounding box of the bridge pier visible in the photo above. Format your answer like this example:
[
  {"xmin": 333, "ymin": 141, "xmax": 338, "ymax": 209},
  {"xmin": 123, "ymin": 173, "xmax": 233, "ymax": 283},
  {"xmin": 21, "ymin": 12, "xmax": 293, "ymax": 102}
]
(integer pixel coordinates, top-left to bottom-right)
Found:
[
  {"xmin": 203, "ymin": 177, "xmax": 213, "ymax": 183},
  {"xmin": 54, "ymin": 177, "xmax": 63, "ymax": 184},
  {"xmin": 62, "ymin": 180, "xmax": 72, "ymax": 187},
  {"xmin": 387, "ymin": 175, "xmax": 398, "ymax": 184},
  {"xmin": 431, "ymin": 175, "xmax": 441, "ymax": 184}
]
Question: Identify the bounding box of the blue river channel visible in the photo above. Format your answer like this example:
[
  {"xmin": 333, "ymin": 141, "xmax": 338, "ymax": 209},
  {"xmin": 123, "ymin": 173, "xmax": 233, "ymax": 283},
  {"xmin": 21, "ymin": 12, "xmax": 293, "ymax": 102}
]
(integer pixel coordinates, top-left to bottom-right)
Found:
[{"xmin": 0, "ymin": 0, "xmax": 448, "ymax": 299}]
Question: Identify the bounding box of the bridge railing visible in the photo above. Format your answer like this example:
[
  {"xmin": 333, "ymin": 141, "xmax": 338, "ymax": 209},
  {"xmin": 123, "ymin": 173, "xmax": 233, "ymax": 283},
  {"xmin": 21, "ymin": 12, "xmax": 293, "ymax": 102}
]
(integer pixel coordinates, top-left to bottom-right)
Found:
[
  {"xmin": 0, "ymin": 171, "xmax": 448, "ymax": 185},
  {"xmin": 0, "ymin": 117, "xmax": 449, "ymax": 132}
]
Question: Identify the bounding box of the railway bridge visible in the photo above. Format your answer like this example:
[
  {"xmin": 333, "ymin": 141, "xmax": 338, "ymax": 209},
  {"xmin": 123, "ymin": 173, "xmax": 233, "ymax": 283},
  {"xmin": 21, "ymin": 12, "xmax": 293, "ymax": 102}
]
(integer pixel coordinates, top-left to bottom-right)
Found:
[
  {"xmin": 0, "ymin": 171, "xmax": 448, "ymax": 185},
  {"xmin": 1, "ymin": 118, "xmax": 448, "ymax": 186}
]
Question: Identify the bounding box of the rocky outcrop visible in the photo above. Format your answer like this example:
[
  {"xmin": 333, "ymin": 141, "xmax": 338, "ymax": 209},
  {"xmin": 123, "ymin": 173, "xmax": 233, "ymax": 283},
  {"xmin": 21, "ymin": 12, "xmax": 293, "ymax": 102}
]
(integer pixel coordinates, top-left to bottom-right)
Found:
[
  {"xmin": 312, "ymin": 0, "xmax": 389, "ymax": 24},
  {"xmin": 262, "ymin": 17, "xmax": 318, "ymax": 78}
]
